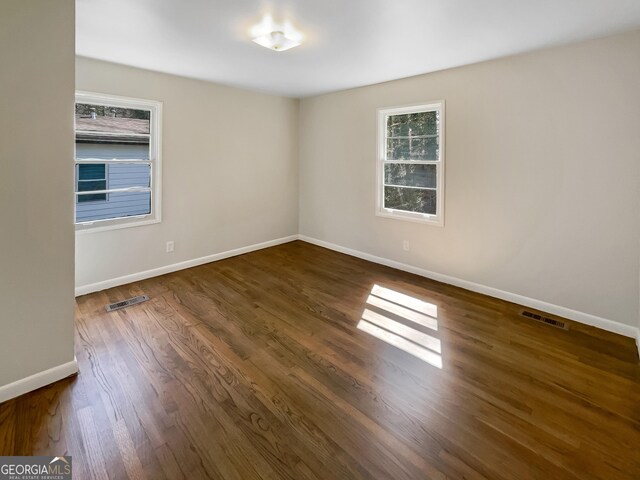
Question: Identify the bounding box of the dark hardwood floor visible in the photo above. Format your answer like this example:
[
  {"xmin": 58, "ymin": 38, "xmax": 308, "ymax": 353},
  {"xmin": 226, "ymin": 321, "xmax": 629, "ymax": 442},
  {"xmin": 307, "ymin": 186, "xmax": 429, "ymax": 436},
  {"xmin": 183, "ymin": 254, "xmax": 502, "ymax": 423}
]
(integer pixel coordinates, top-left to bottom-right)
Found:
[{"xmin": 1, "ymin": 240, "xmax": 639, "ymax": 479}]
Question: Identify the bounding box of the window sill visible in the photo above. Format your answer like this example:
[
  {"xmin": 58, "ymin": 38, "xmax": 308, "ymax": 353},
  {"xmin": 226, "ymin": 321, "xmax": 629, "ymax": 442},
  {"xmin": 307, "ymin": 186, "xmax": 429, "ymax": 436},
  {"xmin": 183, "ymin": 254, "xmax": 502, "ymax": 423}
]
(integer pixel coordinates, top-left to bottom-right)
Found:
[
  {"xmin": 75, "ymin": 215, "xmax": 161, "ymax": 234},
  {"xmin": 375, "ymin": 209, "xmax": 443, "ymax": 227}
]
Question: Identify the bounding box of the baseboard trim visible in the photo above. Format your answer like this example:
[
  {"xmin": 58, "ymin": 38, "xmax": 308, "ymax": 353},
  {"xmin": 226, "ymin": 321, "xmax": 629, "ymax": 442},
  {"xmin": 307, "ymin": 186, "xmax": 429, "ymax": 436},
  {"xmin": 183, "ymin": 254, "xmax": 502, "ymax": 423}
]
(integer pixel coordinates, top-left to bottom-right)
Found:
[
  {"xmin": 0, "ymin": 358, "xmax": 79, "ymax": 404},
  {"xmin": 74, "ymin": 232, "xmax": 639, "ymax": 342},
  {"xmin": 75, "ymin": 235, "xmax": 299, "ymax": 296},
  {"xmin": 298, "ymin": 235, "xmax": 639, "ymax": 340}
]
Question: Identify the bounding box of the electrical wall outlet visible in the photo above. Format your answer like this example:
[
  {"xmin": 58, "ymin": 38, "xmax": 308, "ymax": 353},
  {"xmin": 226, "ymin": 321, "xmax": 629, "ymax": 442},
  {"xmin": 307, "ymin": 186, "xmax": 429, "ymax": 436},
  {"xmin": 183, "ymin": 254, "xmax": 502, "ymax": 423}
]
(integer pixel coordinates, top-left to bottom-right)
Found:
[
  {"xmin": 166, "ymin": 241, "xmax": 175, "ymax": 253},
  {"xmin": 402, "ymin": 240, "xmax": 410, "ymax": 251}
]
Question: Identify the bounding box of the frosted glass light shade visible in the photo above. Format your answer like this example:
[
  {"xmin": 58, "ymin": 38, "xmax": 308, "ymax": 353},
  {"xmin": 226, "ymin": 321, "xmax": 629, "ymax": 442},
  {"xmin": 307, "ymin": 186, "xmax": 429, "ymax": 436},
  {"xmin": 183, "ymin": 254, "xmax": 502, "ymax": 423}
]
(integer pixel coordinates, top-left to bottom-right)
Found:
[{"xmin": 252, "ymin": 30, "xmax": 301, "ymax": 51}]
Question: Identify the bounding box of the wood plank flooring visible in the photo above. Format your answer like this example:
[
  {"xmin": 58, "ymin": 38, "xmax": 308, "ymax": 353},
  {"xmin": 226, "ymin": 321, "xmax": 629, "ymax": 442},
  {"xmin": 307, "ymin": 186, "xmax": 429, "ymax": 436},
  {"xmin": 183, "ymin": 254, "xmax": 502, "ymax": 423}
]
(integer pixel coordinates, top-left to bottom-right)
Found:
[{"xmin": 1, "ymin": 240, "xmax": 639, "ymax": 479}]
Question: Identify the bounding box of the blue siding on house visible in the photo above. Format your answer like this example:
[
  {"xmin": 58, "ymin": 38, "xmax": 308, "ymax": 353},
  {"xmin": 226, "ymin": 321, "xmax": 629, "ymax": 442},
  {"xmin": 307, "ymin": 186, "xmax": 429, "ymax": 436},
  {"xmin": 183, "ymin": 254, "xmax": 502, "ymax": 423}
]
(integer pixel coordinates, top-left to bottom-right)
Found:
[
  {"xmin": 107, "ymin": 163, "xmax": 151, "ymax": 189},
  {"xmin": 76, "ymin": 191, "xmax": 151, "ymax": 222},
  {"xmin": 76, "ymin": 143, "xmax": 149, "ymax": 160},
  {"xmin": 75, "ymin": 144, "xmax": 152, "ymax": 222}
]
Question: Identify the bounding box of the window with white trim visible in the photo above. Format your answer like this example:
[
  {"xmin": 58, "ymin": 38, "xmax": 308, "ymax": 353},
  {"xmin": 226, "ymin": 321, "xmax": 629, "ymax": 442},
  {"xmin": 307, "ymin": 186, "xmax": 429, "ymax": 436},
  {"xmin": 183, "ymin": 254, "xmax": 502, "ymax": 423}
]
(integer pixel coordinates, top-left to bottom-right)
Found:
[
  {"xmin": 377, "ymin": 101, "xmax": 445, "ymax": 226},
  {"xmin": 75, "ymin": 92, "xmax": 162, "ymax": 232}
]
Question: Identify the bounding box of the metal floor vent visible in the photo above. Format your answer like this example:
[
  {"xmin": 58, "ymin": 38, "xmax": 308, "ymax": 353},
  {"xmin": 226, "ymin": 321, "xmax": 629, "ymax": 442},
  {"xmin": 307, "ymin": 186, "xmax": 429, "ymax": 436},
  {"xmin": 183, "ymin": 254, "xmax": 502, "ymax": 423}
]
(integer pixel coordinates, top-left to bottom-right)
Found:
[
  {"xmin": 105, "ymin": 295, "xmax": 149, "ymax": 312},
  {"xmin": 521, "ymin": 310, "xmax": 568, "ymax": 330}
]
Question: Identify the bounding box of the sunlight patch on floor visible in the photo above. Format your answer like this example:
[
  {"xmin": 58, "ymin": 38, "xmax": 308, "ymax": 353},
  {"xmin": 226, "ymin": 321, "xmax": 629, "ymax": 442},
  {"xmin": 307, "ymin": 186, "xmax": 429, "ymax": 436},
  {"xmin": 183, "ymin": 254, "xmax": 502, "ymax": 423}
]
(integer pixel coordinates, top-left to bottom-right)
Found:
[
  {"xmin": 358, "ymin": 284, "xmax": 442, "ymax": 369},
  {"xmin": 366, "ymin": 294, "xmax": 438, "ymax": 331},
  {"xmin": 371, "ymin": 285, "xmax": 438, "ymax": 318}
]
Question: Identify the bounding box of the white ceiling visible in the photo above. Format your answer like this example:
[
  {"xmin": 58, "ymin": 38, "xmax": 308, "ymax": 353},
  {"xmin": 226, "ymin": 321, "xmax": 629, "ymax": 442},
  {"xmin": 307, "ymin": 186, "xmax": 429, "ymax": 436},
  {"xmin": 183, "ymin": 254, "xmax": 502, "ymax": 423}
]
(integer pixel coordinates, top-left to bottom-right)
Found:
[{"xmin": 76, "ymin": 0, "xmax": 640, "ymax": 98}]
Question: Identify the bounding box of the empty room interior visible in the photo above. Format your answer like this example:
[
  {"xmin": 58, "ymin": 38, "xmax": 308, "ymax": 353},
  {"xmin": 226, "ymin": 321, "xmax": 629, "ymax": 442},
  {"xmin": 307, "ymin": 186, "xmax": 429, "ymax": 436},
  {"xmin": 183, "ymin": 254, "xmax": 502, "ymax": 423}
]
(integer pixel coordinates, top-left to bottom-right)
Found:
[{"xmin": 2, "ymin": 0, "xmax": 640, "ymax": 478}]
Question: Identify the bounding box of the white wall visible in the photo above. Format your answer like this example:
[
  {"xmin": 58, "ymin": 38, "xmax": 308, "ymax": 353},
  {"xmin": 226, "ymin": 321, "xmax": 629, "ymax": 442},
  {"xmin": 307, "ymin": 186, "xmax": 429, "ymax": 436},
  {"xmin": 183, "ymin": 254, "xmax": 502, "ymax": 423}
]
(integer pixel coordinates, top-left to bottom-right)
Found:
[
  {"xmin": 0, "ymin": 1, "xmax": 76, "ymax": 387},
  {"xmin": 299, "ymin": 29, "xmax": 640, "ymax": 329},
  {"xmin": 75, "ymin": 58, "xmax": 299, "ymax": 288}
]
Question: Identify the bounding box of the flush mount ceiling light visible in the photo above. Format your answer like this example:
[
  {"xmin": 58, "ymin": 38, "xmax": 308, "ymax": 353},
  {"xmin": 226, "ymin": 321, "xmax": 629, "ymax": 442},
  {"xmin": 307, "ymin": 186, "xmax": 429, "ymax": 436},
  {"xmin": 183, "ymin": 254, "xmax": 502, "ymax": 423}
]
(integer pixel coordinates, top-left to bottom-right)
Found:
[
  {"xmin": 253, "ymin": 31, "xmax": 300, "ymax": 52},
  {"xmin": 251, "ymin": 14, "xmax": 303, "ymax": 52}
]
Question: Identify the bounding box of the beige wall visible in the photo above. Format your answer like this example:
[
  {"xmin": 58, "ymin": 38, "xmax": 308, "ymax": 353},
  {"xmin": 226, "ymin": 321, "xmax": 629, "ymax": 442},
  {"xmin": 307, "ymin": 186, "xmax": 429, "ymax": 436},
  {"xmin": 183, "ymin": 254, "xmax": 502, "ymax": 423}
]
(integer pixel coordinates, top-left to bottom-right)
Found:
[
  {"xmin": 75, "ymin": 58, "xmax": 299, "ymax": 288},
  {"xmin": 299, "ymin": 29, "xmax": 640, "ymax": 328},
  {"xmin": 0, "ymin": 1, "xmax": 76, "ymax": 386}
]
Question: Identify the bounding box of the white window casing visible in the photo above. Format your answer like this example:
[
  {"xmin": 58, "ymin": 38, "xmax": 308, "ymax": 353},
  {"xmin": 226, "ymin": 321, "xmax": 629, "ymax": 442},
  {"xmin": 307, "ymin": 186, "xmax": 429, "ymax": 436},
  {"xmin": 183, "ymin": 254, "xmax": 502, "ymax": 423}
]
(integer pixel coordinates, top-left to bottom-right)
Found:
[
  {"xmin": 75, "ymin": 91, "xmax": 162, "ymax": 233},
  {"xmin": 376, "ymin": 101, "xmax": 445, "ymax": 226}
]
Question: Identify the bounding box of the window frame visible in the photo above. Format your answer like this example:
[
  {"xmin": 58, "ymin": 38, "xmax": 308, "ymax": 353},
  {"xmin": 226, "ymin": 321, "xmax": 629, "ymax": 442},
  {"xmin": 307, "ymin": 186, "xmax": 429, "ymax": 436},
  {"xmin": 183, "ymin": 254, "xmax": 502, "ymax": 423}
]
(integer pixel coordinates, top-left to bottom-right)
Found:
[
  {"xmin": 376, "ymin": 101, "xmax": 445, "ymax": 226},
  {"xmin": 75, "ymin": 91, "xmax": 163, "ymax": 234}
]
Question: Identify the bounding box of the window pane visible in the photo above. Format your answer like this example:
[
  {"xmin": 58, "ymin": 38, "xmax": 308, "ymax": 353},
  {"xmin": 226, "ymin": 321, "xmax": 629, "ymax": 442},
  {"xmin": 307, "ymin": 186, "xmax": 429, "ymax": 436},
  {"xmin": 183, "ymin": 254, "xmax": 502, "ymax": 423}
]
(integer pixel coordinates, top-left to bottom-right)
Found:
[
  {"xmin": 75, "ymin": 103, "xmax": 150, "ymax": 135},
  {"xmin": 78, "ymin": 164, "xmax": 106, "ymax": 180},
  {"xmin": 77, "ymin": 180, "xmax": 106, "ymax": 192},
  {"xmin": 108, "ymin": 163, "xmax": 151, "ymax": 189},
  {"xmin": 384, "ymin": 164, "xmax": 436, "ymax": 188},
  {"xmin": 384, "ymin": 186, "xmax": 436, "ymax": 215},
  {"xmin": 387, "ymin": 111, "xmax": 438, "ymax": 137},
  {"xmin": 78, "ymin": 193, "xmax": 107, "ymax": 203},
  {"xmin": 387, "ymin": 137, "xmax": 439, "ymax": 160},
  {"xmin": 76, "ymin": 190, "xmax": 151, "ymax": 223},
  {"xmin": 76, "ymin": 143, "xmax": 149, "ymax": 161}
]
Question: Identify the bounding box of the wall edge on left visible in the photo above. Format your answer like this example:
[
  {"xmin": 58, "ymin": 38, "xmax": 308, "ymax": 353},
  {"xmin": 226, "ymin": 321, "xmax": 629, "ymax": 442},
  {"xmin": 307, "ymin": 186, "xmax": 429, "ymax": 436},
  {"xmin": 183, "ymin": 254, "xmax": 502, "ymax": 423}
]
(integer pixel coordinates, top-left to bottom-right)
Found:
[{"xmin": 0, "ymin": 358, "xmax": 79, "ymax": 404}]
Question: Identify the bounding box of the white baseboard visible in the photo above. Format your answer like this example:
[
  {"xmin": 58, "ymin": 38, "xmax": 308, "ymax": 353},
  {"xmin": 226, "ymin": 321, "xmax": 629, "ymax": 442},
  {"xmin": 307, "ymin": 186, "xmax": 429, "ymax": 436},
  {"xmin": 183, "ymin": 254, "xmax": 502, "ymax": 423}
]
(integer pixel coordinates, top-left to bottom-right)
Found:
[
  {"xmin": 75, "ymin": 235, "xmax": 299, "ymax": 296},
  {"xmin": 298, "ymin": 235, "xmax": 640, "ymax": 340},
  {"xmin": 73, "ymin": 231, "xmax": 639, "ymax": 345},
  {"xmin": 0, "ymin": 358, "xmax": 79, "ymax": 404}
]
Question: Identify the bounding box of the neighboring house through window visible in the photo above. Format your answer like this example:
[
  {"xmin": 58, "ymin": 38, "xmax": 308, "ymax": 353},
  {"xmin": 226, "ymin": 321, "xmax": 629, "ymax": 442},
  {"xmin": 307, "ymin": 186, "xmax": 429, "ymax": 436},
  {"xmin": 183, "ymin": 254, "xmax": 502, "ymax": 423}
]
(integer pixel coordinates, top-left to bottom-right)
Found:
[
  {"xmin": 377, "ymin": 101, "xmax": 445, "ymax": 226},
  {"xmin": 76, "ymin": 164, "xmax": 107, "ymax": 203},
  {"xmin": 75, "ymin": 92, "xmax": 162, "ymax": 231}
]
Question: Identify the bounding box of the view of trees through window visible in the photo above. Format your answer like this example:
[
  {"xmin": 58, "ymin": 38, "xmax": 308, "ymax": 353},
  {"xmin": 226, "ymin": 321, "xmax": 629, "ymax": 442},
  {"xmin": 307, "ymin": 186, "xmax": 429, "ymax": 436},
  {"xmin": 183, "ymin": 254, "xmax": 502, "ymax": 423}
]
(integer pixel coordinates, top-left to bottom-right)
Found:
[
  {"xmin": 75, "ymin": 103, "xmax": 151, "ymax": 135},
  {"xmin": 75, "ymin": 103, "xmax": 150, "ymax": 120},
  {"xmin": 383, "ymin": 110, "xmax": 440, "ymax": 215}
]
